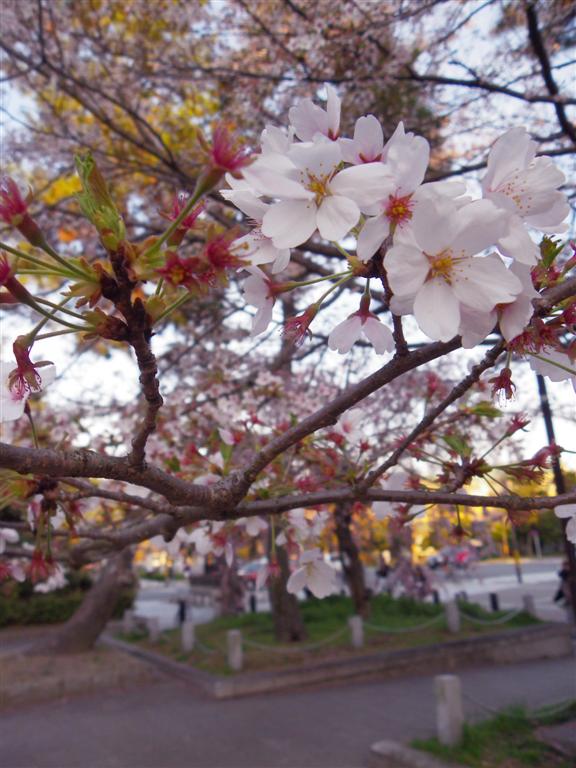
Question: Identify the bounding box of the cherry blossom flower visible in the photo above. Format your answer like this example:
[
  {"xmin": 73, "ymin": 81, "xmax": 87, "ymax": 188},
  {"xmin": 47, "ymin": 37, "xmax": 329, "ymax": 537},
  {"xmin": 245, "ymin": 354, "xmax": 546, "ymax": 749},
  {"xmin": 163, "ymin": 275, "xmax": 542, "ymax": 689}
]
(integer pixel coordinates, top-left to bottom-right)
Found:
[
  {"xmin": 555, "ymin": 505, "xmax": 576, "ymax": 544},
  {"xmin": 482, "ymin": 128, "xmax": 569, "ymax": 265},
  {"xmin": 286, "ymin": 508, "xmax": 330, "ymax": 545},
  {"xmin": 0, "ymin": 527, "xmax": 19, "ymax": 553},
  {"xmin": 459, "ymin": 262, "xmax": 538, "ymax": 348},
  {"xmin": 260, "ymin": 124, "xmax": 295, "ymax": 155},
  {"xmin": 190, "ymin": 522, "xmax": 232, "ymax": 564},
  {"xmin": 255, "ymin": 557, "xmax": 281, "ymax": 591},
  {"xmin": 0, "ymin": 559, "xmax": 25, "ymax": 582},
  {"xmin": 339, "ymin": 115, "xmax": 384, "ymax": 164},
  {"xmin": 355, "ymin": 125, "xmax": 468, "ymax": 262},
  {"xmin": 286, "ymin": 548, "xmax": 337, "ymax": 598},
  {"xmin": 328, "ymin": 308, "xmax": 394, "ymax": 355},
  {"xmin": 333, "ymin": 408, "xmax": 364, "ymax": 444},
  {"xmin": 242, "ymin": 267, "xmax": 278, "ymax": 336},
  {"xmin": 0, "ymin": 360, "xmax": 56, "ymax": 422},
  {"xmin": 218, "ymin": 427, "xmax": 235, "ymax": 446},
  {"xmin": 236, "ymin": 516, "xmax": 268, "ymax": 537},
  {"xmin": 372, "ymin": 472, "xmax": 410, "ymax": 520},
  {"xmin": 529, "ymin": 349, "xmax": 576, "ymax": 390},
  {"xmin": 233, "ymin": 230, "xmax": 291, "ymax": 274},
  {"xmin": 289, "ymin": 84, "xmax": 341, "ymax": 141},
  {"xmin": 243, "ymin": 140, "xmax": 389, "ymax": 248},
  {"xmin": 385, "ymin": 200, "xmax": 520, "ymax": 342},
  {"xmin": 221, "ymin": 177, "xmax": 292, "ymax": 274},
  {"xmin": 34, "ymin": 564, "xmax": 67, "ymax": 593}
]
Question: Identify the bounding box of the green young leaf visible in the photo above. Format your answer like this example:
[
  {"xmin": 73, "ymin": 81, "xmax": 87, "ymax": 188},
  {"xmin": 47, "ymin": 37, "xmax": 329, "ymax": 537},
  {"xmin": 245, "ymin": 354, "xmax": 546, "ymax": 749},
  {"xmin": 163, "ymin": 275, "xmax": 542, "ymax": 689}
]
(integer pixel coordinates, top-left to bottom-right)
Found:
[
  {"xmin": 442, "ymin": 434, "xmax": 471, "ymax": 457},
  {"xmin": 540, "ymin": 236, "xmax": 563, "ymax": 269},
  {"xmin": 469, "ymin": 401, "xmax": 503, "ymax": 419},
  {"xmin": 220, "ymin": 442, "xmax": 233, "ymax": 463}
]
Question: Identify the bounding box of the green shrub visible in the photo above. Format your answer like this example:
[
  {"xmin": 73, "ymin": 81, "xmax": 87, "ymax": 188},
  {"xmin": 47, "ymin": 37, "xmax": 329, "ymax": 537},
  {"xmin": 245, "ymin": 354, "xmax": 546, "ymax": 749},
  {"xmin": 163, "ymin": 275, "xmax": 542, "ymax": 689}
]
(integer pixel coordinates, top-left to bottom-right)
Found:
[{"xmin": 0, "ymin": 579, "xmax": 135, "ymax": 627}]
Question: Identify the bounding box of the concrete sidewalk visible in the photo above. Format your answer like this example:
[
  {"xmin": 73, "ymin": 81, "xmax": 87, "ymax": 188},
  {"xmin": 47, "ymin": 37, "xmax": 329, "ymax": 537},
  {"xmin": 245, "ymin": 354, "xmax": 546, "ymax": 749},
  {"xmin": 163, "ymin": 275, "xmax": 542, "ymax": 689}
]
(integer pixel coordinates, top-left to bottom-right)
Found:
[{"xmin": 1, "ymin": 656, "xmax": 575, "ymax": 768}]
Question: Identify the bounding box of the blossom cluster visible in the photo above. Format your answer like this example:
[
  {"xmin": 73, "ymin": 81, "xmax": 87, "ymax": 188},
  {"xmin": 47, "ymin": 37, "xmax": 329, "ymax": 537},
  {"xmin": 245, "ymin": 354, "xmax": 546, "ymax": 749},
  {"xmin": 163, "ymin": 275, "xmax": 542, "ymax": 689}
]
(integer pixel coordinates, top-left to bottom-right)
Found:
[{"xmin": 224, "ymin": 85, "xmax": 571, "ymax": 366}]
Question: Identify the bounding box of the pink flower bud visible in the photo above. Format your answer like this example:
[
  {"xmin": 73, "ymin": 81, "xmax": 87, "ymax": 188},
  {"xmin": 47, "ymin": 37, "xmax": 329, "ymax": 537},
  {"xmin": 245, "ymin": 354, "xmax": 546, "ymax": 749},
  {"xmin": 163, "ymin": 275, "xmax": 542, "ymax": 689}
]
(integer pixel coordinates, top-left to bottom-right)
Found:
[
  {"xmin": 0, "ymin": 176, "xmax": 44, "ymax": 246},
  {"xmin": 28, "ymin": 549, "xmax": 55, "ymax": 583}
]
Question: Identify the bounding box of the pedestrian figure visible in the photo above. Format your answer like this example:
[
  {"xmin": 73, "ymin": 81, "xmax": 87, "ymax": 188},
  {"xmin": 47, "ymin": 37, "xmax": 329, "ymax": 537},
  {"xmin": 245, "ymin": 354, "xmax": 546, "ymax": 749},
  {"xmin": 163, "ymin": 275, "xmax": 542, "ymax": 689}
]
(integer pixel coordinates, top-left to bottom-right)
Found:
[{"xmin": 553, "ymin": 560, "xmax": 570, "ymax": 606}]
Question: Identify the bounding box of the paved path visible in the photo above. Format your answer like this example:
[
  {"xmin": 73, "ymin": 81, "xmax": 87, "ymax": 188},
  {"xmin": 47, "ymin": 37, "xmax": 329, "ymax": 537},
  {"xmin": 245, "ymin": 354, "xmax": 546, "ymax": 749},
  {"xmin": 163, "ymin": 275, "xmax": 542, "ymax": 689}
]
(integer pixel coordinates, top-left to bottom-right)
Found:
[{"xmin": 2, "ymin": 656, "xmax": 575, "ymax": 768}]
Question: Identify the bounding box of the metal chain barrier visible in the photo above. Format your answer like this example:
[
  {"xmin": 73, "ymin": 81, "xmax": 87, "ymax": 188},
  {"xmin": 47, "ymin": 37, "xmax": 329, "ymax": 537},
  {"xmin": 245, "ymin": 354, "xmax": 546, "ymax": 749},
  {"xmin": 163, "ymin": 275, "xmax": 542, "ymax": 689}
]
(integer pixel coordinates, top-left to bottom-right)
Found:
[
  {"xmin": 463, "ymin": 692, "xmax": 575, "ymax": 724},
  {"xmin": 532, "ymin": 699, "xmax": 576, "ymax": 718},
  {"xmin": 243, "ymin": 626, "xmax": 349, "ymax": 654},
  {"xmin": 194, "ymin": 637, "xmax": 222, "ymax": 655},
  {"xmin": 459, "ymin": 608, "xmax": 522, "ymax": 626},
  {"xmin": 364, "ymin": 613, "xmax": 444, "ymax": 634},
  {"xmin": 463, "ymin": 691, "xmax": 513, "ymax": 717}
]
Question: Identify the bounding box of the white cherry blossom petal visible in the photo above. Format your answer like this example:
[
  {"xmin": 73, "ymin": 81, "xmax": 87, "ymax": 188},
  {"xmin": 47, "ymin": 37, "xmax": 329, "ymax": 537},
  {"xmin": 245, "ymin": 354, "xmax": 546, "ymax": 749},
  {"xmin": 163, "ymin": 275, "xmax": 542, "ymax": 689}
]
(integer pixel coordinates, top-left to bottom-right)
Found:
[
  {"xmin": 362, "ymin": 317, "xmax": 394, "ymax": 354},
  {"xmin": 450, "ymin": 200, "xmax": 509, "ymax": 256},
  {"xmin": 497, "ymin": 217, "xmax": 540, "ymax": 265},
  {"xmin": 357, "ymin": 215, "xmax": 390, "ymax": 262},
  {"xmin": 328, "ymin": 315, "xmax": 363, "ymax": 354},
  {"xmin": 316, "ymin": 195, "xmax": 360, "ymax": 241},
  {"xmin": 262, "ymin": 200, "xmax": 317, "ymax": 249},
  {"xmin": 414, "ymin": 280, "xmax": 461, "ymax": 342},
  {"xmin": 385, "ymin": 244, "xmax": 429, "ymax": 297},
  {"xmin": 499, "ymin": 294, "xmax": 534, "ymax": 342},
  {"xmin": 286, "ymin": 567, "xmax": 308, "ymax": 595}
]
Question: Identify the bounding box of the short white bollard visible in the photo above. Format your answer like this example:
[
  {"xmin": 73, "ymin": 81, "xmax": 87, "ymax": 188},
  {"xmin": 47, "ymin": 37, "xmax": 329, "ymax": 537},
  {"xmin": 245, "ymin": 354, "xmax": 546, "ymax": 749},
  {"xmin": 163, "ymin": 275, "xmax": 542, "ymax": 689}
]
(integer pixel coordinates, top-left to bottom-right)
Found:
[
  {"xmin": 435, "ymin": 674, "xmax": 464, "ymax": 747},
  {"xmin": 122, "ymin": 609, "xmax": 135, "ymax": 634},
  {"xmin": 181, "ymin": 620, "xmax": 195, "ymax": 652},
  {"xmin": 522, "ymin": 594, "xmax": 537, "ymax": 617},
  {"xmin": 348, "ymin": 615, "xmax": 364, "ymax": 649},
  {"xmin": 445, "ymin": 600, "xmax": 461, "ymax": 633},
  {"xmin": 146, "ymin": 617, "xmax": 161, "ymax": 643},
  {"xmin": 227, "ymin": 629, "xmax": 243, "ymax": 671}
]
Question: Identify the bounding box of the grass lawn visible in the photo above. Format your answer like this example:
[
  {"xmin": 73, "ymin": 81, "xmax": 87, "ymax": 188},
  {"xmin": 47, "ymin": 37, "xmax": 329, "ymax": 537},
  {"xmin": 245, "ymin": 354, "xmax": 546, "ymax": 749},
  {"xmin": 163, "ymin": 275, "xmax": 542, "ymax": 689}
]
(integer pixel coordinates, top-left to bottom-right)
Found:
[
  {"xmin": 412, "ymin": 702, "xmax": 576, "ymax": 768},
  {"xmin": 118, "ymin": 594, "xmax": 539, "ymax": 676}
]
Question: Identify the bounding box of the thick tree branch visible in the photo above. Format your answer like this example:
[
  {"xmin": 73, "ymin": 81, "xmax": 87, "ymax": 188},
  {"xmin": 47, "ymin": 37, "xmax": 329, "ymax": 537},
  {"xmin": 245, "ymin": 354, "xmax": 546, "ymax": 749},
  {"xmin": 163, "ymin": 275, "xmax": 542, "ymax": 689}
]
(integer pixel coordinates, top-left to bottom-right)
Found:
[{"xmin": 0, "ymin": 444, "xmax": 211, "ymax": 507}]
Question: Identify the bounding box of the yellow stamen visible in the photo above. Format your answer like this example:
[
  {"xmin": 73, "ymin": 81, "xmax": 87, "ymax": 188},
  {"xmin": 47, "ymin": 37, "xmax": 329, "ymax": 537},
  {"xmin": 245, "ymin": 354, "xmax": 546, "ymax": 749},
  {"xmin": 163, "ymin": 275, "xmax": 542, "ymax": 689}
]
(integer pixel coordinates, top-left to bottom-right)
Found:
[{"xmin": 428, "ymin": 249, "xmax": 454, "ymax": 283}]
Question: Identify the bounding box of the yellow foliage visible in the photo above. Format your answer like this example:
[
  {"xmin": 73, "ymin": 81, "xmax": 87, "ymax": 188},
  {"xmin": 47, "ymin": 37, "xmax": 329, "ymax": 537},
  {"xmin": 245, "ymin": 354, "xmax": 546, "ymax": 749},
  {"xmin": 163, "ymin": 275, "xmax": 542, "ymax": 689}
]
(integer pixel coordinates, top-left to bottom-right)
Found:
[{"xmin": 41, "ymin": 175, "xmax": 81, "ymax": 206}]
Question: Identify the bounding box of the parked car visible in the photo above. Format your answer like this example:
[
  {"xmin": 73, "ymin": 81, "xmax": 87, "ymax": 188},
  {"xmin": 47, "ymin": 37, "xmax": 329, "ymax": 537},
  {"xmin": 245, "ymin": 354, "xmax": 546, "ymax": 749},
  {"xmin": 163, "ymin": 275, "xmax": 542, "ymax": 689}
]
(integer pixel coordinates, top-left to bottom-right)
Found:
[
  {"xmin": 238, "ymin": 558, "xmax": 268, "ymax": 591},
  {"xmin": 427, "ymin": 545, "xmax": 478, "ymax": 570}
]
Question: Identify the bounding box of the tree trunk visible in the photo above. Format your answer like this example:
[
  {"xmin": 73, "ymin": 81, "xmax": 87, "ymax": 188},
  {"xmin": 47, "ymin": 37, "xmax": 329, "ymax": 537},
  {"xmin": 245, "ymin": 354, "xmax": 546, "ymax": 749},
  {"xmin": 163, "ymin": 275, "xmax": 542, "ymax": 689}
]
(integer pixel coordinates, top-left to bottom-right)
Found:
[
  {"xmin": 268, "ymin": 543, "xmax": 306, "ymax": 642},
  {"xmin": 28, "ymin": 548, "xmax": 134, "ymax": 655},
  {"xmin": 219, "ymin": 556, "xmax": 245, "ymax": 616},
  {"xmin": 334, "ymin": 502, "xmax": 370, "ymax": 617}
]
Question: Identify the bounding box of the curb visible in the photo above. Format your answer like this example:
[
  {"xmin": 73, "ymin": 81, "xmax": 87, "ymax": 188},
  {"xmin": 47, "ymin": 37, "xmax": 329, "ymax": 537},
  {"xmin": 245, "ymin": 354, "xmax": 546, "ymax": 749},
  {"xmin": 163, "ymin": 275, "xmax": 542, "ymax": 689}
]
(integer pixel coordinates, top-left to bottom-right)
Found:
[
  {"xmin": 101, "ymin": 635, "xmax": 216, "ymax": 695},
  {"xmin": 105, "ymin": 622, "xmax": 573, "ymax": 700},
  {"xmin": 368, "ymin": 740, "xmax": 466, "ymax": 768}
]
